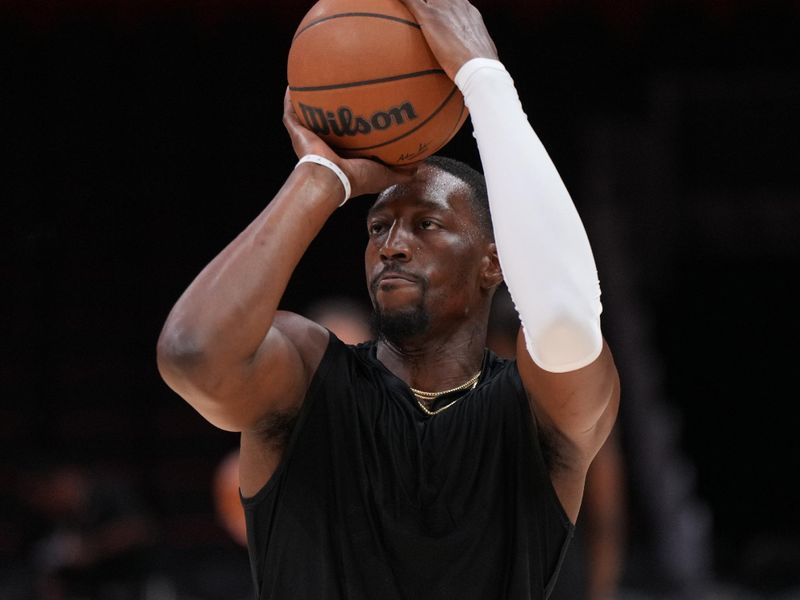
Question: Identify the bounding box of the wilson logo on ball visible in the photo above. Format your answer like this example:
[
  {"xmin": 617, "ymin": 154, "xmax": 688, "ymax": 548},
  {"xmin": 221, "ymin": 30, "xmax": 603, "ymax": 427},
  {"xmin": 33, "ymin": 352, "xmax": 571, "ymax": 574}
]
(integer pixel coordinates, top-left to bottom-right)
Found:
[{"xmin": 299, "ymin": 102, "xmax": 419, "ymax": 137}]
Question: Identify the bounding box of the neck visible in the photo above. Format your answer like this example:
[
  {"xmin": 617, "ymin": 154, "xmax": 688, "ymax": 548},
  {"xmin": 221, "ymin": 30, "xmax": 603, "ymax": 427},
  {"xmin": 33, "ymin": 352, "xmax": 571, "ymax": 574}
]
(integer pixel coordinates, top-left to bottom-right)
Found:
[{"xmin": 376, "ymin": 323, "xmax": 487, "ymax": 392}]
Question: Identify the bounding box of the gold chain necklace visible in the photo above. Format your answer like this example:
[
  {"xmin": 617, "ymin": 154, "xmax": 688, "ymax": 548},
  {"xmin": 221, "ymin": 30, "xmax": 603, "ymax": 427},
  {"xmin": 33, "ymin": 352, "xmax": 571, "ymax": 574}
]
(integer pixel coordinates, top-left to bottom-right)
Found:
[{"xmin": 410, "ymin": 370, "xmax": 482, "ymax": 416}]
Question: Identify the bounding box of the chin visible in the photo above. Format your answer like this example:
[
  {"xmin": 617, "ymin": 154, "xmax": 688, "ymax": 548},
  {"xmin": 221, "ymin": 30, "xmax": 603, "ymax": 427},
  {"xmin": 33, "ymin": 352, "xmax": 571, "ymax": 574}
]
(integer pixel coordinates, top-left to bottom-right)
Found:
[{"xmin": 372, "ymin": 303, "xmax": 430, "ymax": 342}]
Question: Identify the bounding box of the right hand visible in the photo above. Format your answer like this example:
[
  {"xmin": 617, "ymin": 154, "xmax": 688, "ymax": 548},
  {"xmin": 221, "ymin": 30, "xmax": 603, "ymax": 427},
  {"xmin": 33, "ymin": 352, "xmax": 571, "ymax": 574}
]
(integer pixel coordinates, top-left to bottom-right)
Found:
[
  {"xmin": 398, "ymin": 0, "xmax": 499, "ymax": 80},
  {"xmin": 282, "ymin": 88, "xmax": 418, "ymax": 199}
]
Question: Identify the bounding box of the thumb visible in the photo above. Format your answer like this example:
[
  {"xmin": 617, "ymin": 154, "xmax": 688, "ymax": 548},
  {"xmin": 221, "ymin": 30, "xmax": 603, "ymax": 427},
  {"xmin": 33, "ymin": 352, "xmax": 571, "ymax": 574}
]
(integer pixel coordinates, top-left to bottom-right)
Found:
[
  {"xmin": 380, "ymin": 162, "xmax": 420, "ymax": 188},
  {"xmin": 346, "ymin": 159, "xmax": 419, "ymax": 197},
  {"xmin": 392, "ymin": 164, "xmax": 420, "ymax": 177}
]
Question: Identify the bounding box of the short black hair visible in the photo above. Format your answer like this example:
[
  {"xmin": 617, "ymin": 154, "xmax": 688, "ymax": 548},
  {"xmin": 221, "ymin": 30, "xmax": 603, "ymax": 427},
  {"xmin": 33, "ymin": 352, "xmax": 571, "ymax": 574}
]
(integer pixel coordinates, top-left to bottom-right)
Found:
[{"xmin": 424, "ymin": 156, "xmax": 493, "ymax": 240}]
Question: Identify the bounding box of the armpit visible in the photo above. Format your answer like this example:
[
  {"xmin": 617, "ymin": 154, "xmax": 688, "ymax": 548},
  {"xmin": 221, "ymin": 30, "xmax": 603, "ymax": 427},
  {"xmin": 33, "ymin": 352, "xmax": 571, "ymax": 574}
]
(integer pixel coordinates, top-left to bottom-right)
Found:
[
  {"xmin": 538, "ymin": 421, "xmax": 572, "ymax": 475},
  {"xmin": 256, "ymin": 408, "xmax": 301, "ymax": 451}
]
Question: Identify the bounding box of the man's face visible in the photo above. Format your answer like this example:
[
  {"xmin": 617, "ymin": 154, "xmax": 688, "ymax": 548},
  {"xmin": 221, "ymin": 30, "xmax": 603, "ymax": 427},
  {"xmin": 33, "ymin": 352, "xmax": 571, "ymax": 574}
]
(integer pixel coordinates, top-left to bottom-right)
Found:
[{"xmin": 365, "ymin": 166, "xmax": 489, "ymax": 343}]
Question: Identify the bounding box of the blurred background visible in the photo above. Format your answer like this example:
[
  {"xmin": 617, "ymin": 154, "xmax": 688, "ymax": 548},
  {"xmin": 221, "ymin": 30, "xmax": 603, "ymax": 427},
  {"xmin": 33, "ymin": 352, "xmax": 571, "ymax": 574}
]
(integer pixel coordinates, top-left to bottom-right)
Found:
[{"xmin": 2, "ymin": 0, "xmax": 799, "ymax": 598}]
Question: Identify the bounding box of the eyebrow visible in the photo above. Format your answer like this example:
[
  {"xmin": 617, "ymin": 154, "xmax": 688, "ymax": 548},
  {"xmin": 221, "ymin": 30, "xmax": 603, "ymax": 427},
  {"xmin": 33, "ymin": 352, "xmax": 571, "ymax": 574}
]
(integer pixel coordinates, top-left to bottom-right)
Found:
[{"xmin": 368, "ymin": 197, "xmax": 450, "ymax": 217}]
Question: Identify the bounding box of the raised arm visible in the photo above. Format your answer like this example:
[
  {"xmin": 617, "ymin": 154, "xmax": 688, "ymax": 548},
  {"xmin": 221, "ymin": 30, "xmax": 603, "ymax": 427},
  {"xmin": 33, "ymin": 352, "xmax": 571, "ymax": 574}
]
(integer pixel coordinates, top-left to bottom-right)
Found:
[
  {"xmin": 156, "ymin": 91, "xmax": 413, "ymax": 435},
  {"xmin": 401, "ymin": 0, "xmax": 620, "ymax": 520}
]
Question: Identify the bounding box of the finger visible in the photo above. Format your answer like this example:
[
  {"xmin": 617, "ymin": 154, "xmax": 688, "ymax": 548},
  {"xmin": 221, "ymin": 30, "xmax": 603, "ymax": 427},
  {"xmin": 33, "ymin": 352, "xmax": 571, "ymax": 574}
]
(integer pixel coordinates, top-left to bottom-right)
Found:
[
  {"xmin": 282, "ymin": 87, "xmax": 297, "ymax": 123},
  {"xmin": 396, "ymin": 0, "xmax": 430, "ymax": 20},
  {"xmin": 283, "ymin": 90, "xmax": 306, "ymax": 138},
  {"xmin": 282, "ymin": 87, "xmax": 311, "ymax": 158}
]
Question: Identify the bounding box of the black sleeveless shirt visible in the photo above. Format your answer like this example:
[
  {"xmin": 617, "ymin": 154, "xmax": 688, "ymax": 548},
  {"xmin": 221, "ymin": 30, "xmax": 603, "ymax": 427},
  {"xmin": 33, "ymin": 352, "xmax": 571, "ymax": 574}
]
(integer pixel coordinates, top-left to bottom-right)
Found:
[{"xmin": 242, "ymin": 335, "xmax": 573, "ymax": 600}]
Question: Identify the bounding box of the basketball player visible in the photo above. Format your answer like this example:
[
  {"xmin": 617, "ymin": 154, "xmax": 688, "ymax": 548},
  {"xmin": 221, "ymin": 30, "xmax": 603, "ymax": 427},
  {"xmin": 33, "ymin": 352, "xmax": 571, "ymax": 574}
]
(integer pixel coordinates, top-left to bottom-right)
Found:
[{"xmin": 156, "ymin": 1, "xmax": 620, "ymax": 598}]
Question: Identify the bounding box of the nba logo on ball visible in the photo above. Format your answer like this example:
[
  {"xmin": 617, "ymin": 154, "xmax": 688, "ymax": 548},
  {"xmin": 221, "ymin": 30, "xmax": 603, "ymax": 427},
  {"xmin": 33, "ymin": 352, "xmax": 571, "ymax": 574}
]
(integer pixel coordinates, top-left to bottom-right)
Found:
[{"xmin": 287, "ymin": 0, "xmax": 469, "ymax": 165}]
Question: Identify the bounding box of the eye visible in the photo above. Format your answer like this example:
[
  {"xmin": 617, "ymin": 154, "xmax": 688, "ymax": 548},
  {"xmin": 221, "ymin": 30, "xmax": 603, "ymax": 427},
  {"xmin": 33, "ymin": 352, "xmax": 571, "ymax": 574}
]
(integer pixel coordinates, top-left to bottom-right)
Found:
[
  {"xmin": 419, "ymin": 219, "xmax": 439, "ymax": 230},
  {"xmin": 368, "ymin": 221, "xmax": 387, "ymax": 236}
]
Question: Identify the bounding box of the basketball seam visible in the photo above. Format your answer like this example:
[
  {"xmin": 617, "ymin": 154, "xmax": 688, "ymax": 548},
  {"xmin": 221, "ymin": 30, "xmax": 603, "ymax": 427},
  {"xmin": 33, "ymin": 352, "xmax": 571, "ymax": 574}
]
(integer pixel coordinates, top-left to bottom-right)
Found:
[
  {"xmin": 425, "ymin": 98, "xmax": 467, "ymax": 157},
  {"xmin": 328, "ymin": 85, "xmax": 461, "ymax": 153},
  {"xmin": 289, "ymin": 69, "xmax": 445, "ymax": 92},
  {"xmin": 293, "ymin": 12, "xmax": 420, "ymax": 41}
]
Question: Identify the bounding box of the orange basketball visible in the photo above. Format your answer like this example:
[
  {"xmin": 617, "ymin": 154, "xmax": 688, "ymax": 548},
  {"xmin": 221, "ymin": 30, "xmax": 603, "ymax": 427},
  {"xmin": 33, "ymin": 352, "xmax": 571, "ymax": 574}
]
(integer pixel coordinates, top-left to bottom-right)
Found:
[{"xmin": 287, "ymin": 0, "xmax": 468, "ymax": 165}]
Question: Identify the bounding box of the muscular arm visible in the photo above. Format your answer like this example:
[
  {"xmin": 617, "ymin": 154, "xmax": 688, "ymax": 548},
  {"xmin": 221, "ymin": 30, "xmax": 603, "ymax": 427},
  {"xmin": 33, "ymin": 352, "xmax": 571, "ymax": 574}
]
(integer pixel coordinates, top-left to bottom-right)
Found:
[
  {"xmin": 156, "ymin": 165, "xmax": 340, "ymax": 432},
  {"xmin": 402, "ymin": 0, "xmax": 619, "ymax": 521},
  {"xmin": 156, "ymin": 91, "xmax": 413, "ymax": 437},
  {"xmin": 469, "ymin": 58, "xmax": 619, "ymax": 519},
  {"xmin": 462, "ymin": 58, "xmax": 619, "ymax": 519}
]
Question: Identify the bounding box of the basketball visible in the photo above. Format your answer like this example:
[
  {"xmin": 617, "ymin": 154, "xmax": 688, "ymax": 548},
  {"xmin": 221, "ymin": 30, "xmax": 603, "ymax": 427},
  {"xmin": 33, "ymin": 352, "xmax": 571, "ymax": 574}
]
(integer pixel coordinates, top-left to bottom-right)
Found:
[{"xmin": 287, "ymin": 0, "xmax": 469, "ymax": 165}]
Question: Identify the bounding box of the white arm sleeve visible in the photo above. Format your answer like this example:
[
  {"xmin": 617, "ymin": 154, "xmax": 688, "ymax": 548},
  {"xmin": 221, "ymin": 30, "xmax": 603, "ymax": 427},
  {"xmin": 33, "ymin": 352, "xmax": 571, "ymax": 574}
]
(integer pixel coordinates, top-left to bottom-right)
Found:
[{"xmin": 455, "ymin": 58, "xmax": 603, "ymax": 373}]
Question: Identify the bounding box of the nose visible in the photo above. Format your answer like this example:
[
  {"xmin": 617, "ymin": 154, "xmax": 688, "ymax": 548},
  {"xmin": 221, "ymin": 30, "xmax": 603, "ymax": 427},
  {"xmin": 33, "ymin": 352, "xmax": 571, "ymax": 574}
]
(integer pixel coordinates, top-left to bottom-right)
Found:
[{"xmin": 379, "ymin": 222, "xmax": 412, "ymax": 262}]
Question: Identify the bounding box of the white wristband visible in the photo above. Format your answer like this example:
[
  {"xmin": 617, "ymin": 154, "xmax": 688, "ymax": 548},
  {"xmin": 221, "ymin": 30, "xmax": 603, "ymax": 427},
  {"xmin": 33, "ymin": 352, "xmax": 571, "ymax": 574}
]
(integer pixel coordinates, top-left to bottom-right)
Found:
[{"xmin": 295, "ymin": 154, "xmax": 351, "ymax": 207}]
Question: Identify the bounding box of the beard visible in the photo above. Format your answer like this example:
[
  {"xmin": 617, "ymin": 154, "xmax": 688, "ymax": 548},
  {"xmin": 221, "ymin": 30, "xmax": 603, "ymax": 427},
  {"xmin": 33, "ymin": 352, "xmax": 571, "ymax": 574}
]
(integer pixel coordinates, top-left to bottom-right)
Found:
[
  {"xmin": 371, "ymin": 302, "xmax": 431, "ymax": 345},
  {"xmin": 369, "ymin": 266, "xmax": 431, "ymax": 344}
]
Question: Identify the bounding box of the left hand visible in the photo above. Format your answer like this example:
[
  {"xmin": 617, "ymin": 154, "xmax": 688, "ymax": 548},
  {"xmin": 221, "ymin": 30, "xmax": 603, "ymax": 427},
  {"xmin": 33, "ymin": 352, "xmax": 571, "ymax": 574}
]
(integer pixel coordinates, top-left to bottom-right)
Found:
[{"xmin": 398, "ymin": 0, "xmax": 499, "ymax": 80}]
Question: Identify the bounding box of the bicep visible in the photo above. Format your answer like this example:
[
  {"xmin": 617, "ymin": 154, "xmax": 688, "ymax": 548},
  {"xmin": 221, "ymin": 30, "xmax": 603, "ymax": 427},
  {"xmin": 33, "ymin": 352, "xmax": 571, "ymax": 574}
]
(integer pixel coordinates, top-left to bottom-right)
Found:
[{"xmin": 171, "ymin": 312, "xmax": 329, "ymax": 433}]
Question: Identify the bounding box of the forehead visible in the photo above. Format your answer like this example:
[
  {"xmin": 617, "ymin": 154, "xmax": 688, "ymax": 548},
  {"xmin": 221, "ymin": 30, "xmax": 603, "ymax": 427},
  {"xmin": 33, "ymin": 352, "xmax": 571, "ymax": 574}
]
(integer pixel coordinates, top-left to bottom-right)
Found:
[{"xmin": 369, "ymin": 166, "xmax": 470, "ymax": 216}]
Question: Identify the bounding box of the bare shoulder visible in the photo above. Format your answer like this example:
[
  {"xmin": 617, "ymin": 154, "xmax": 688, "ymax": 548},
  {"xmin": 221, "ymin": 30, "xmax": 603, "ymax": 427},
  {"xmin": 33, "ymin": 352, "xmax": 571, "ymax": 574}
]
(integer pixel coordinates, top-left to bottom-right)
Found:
[
  {"xmin": 253, "ymin": 310, "xmax": 331, "ymax": 415},
  {"xmin": 272, "ymin": 310, "xmax": 331, "ymax": 367}
]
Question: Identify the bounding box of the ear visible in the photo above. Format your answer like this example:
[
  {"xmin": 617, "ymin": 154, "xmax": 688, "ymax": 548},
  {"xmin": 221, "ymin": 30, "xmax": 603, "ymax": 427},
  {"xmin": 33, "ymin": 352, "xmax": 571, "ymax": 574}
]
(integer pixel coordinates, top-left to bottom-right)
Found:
[{"xmin": 480, "ymin": 242, "xmax": 504, "ymax": 290}]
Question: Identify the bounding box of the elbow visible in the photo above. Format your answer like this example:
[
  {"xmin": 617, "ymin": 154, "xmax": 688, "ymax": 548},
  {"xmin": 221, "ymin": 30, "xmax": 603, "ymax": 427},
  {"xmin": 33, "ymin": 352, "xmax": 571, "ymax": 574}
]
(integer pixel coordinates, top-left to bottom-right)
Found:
[
  {"xmin": 156, "ymin": 322, "xmax": 209, "ymax": 380},
  {"xmin": 525, "ymin": 313, "xmax": 603, "ymax": 373},
  {"xmin": 156, "ymin": 322, "xmax": 253, "ymax": 434}
]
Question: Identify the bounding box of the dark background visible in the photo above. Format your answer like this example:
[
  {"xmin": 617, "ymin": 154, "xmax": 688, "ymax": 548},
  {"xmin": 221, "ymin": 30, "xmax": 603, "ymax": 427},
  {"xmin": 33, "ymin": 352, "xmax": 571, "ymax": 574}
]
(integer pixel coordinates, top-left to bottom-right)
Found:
[{"xmin": 3, "ymin": 0, "xmax": 799, "ymax": 598}]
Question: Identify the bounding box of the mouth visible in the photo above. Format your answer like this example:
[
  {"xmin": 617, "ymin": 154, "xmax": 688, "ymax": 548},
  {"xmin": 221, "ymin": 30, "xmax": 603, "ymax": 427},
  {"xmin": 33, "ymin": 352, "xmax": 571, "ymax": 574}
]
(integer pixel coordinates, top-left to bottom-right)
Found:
[
  {"xmin": 371, "ymin": 269, "xmax": 419, "ymax": 291},
  {"xmin": 380, "ymin": 274, "xmax": 416, "ymax": 284}
]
